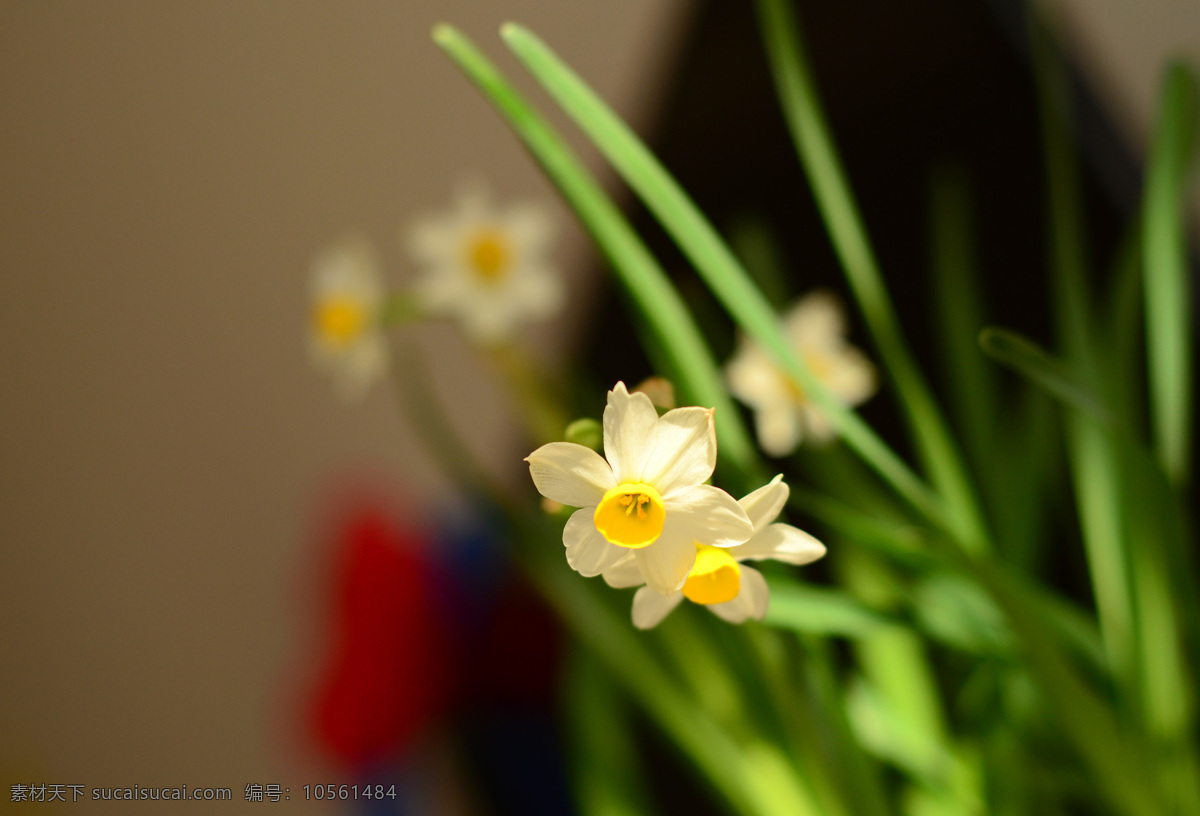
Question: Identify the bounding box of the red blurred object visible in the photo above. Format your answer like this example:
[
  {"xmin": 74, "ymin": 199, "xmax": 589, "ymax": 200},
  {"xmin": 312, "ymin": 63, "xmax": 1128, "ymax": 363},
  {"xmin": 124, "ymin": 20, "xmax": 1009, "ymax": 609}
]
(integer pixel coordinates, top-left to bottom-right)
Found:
[{"xmin": 310, "ymin": 509, "xmax": 451, "ymax": 769}]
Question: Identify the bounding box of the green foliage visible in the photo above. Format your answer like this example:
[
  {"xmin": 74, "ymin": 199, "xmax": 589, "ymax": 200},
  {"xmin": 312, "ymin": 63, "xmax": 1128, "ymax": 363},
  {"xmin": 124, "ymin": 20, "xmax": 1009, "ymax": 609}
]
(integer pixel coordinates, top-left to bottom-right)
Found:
[{"xmin": 428, "ymin": 8, "xmax": 1200, "ymax": 816}]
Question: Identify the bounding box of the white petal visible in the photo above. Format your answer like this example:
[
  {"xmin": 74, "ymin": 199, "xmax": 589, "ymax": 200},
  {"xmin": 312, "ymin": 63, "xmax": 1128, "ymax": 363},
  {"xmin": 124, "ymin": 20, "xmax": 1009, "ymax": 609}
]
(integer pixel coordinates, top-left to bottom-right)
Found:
[
  {"xmin": 756, "ymin": 403, "xmax": 803, "ymax": 457},
  {"xmin": 405, "ymin": 217, "xmax": 460, "ymax": 266},
  {"xmin": 505, "ymin": 202, "xmax": 553, "ymax": 257},
  {"xmin": 801, "ymin": 405, "xmax": 837, "ymax": 443},
  {"xmin": 317, "ymin": 334, "xmax": 387, "ymax": 404},
  {"xmin": 826, "ymin": 347, "xmax": 877, "ymax": 405},
  {"xmin": 633, "ymin": 531, "xmax": 697, "ymax": 594},
  {"xmin": 412, "ymin": 267, "xmax": 472, "ymax": 313},
  {"xmin": 526, "ymin": 442, "xmax": 615, "ymax": 507},
  {"xmin": 631, "ymin": 587, "xmax": 684, "ymax": 629},
  {"xmin": 458, "ymin": 295, "xmax": 519, "ymax": 344},
  {"xmin": 708, "ymin": 566, "xmax": 770, "ymax": 623},
  {"xmin": 737, "ymin": 474, "xmax": 789, "ymax": 532},
  {"xmin": 641, "ymin": 406, "xmax": 716, "ymax": 494},
  {"xmin": 563, "ymin": 508, "xmax": 627, "ymax": 577},
  {"xmin": 312, "ymin": 235, "xmax": 383, "ymax": 299},
  {"xmin": 725, "ymin": 342, "xmax": 786, "ymax": 409},
  {"xmin": 661, "ymin": 484, "xmax": 753, "ymax": 549},
  {"xmin": 602, "ymin": 382, "xmax": 659, "ymax": 484},
  {"xmin": 453, "ymin": 180, "xmax": 492, "ymax": 222},
  {"xmin": 503, "ymin": 263, "xmax": 564, "ymax": 320},
  {"xmin": 786, "ymin": 290, "xmax": 845, "ymax": 350},
  {"xmin": 732, "ymin": 523, "xmax": 826, "ymax": 565},
  {"xmin": 602, "ymin": 555, "xmax": 645, "ymax": 589}
]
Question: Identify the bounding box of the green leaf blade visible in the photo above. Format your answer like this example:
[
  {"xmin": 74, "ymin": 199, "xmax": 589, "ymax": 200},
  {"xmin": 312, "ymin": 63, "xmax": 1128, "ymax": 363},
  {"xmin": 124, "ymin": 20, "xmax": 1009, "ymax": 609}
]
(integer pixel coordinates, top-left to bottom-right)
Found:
[
  {"xmin": 499, "ymin": 21, "xmax": 949, "ymax": 530},
  {"xmin": 431, "ymin": 24, "xmax": 759, "ymax": 478},
  {"xmin": 1142, "ymin": 61, "xmax": 1198, "ymax": 485}
]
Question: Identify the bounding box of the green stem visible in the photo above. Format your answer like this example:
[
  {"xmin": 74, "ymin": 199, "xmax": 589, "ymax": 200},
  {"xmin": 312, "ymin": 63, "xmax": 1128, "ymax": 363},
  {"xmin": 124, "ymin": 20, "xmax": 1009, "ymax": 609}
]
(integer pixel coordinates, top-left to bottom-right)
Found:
[
  {"xmin": 754, "ymin": 0, "xmax": 987, "ymax": 553},
  {"xmin": 432, "ymin": 23, "xmax": 759, "ymax": 479}
]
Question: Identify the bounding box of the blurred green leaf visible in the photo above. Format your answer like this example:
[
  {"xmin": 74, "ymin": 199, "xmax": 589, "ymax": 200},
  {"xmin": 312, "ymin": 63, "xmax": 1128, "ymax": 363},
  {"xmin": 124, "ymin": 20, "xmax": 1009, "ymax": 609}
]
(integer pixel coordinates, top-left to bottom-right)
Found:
[
  {"xmin": 432, "ymin": 24, "xmax": 759, "ymax": 481},
  {"xmin": 913, "ymin": 573, "xmax": 1012, "ymax": 655},
  {"xmin": 1031, "ymin": 13, "xmax": 1136, "ymax": 700},
  {"xmin": 727, "ymin": 214, "xmax": 793, "ymax": 308},
  {"xmin": 499, "ymin": 20, "xmax": 948, "ymax": 532},
  {"xmin": 1141, "ymin": 61, "xmax": 1198, "ymax": 486},
  {"xmin": 754, "ymin": 0, "xmax": 986, "ymax": 552},
  {"xmin": 764, "ymin": 578, "xmax": 903, "ymax": 638},
  {"xmin": 979, "ymin": 328, "xmax": 1112, "ymax": 426},
  {"xmin": 949, "ymin": 545, "xmax": 1164, "ymax": 816},
  {"xmin": 564, "ymin": 417, "xmax": 602, "ymax": 450},
  {"xmin": 928, "ymin": 165, "xmax": 996, "ymax": 492},
  {"xmin": 564, "ymin": 649, "xmax": 651, "ymax": 816}
]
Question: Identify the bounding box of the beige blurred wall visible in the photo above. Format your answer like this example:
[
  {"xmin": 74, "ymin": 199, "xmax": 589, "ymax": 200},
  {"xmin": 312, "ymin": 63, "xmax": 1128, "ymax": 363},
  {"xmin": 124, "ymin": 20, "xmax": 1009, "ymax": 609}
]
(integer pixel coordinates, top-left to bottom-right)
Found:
[
  {"xmin": 1051, "ymin": 0, "xmax": 1200, "ymax": 231},
  {"xmin": 0, "ymin": 2, "xmax": 690, "ymax": 812}
]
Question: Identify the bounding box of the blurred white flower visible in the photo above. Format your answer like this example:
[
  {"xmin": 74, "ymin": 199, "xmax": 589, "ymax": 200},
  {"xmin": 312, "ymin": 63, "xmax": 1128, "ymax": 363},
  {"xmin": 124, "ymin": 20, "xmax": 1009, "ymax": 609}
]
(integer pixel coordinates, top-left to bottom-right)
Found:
[
  {"xmin": 405, "ymin": 183, "xmax": 563, "ymax": 344},
  {"xmin": 603, "ymin": 475, "xmax": 826, "ymax": 629},
  {"xmin": 525, "ymin": 382, "xmax": 752, "ymax": 595},
  {"xmin": 725, "ymin": 291, "xmax": 876, "ymax": 456},
  {"xmin": 309, "ymin": 236, "xmax": 388, "ymax": 402}
]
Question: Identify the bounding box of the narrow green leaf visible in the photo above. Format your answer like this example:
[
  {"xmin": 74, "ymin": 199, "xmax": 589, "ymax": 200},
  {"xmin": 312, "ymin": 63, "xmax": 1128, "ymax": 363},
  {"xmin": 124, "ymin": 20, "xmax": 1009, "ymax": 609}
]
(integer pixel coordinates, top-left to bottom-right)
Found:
[
  {"xmin": 948, "ymin": 546, "xmax": 1165, "ymax": 816},
  {"xmin": 988, "ymin": 387, "xmax": 1058, "ymax": 572},
  {"xmin": 1142, "ymin": 61, "xmax": 1198, "ymax": 485},
  {"xmin": 564, "ymin": 649, "xmax": 650, "ymax": 816},
  {"xmin": 498, "ymin": 21, "xmax": 950, "ymax": 533},
  {"xmin": 979, "ymin": 327, "xmax": 1112, "ymax": 425},
  {"xmin": 739, "ymin": 626, "xmax": 881, "ymax": 816},
  {"xmin": 787, "ymin": 485, "xmax": 931, "ymax": 565},
  {"xmin": 791, "ymin": 637, "xmax": 894, "ymax": 816},
  {"xmin": 912, "ymin": 573, "xmax": 1012, "ymax": 655},
  {"xmin": 727, "ymin": 214, "xmax": 793, "ymax": 307},
  {"xmin": 753, "ymin": 0, "xmax": 987, "ymax": 552},
  {"xmin": 431, "ymin": 24, "xmax": 759, "ymax": 478},
  {"xmin": 1030, "ymin": 13, "xmax": 1136, "ymax": 696},
  {"xmin": 928, "ymin": 165, "xmax": 996, "ymax": 486},
  {"xmin": 521, "ymin": 533, "xmax": 810, "ymax": 816},
  {"xmin": 763, "ymin": 580, "xmax": 903, "ymax": 638},
  {"xmin": 1031, "ymin": 13, "xmax": 1094, "ymax": 369},
  {"xmin": 839, "ymin": 547, "xmax": 950, "ymax": 776},
  {"xmin": 1102, "ymin": 221, "xmax": 1146, "ymax": 436}
]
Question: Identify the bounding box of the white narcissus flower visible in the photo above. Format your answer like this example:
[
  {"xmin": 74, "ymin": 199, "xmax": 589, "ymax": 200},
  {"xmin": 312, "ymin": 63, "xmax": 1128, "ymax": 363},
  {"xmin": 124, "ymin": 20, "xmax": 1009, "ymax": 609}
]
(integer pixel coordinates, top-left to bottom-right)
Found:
[
  {"xmin": 309, "ymin": 236, "xmax": 389, "ymax": 402},
  {"xmin": 525, "ymin": 382, "xmax": 753, "ymax": 596},
  {"xmin": 725, "ymin": 290, "xmax": 877, "ymax": 456},
  {"xmin": 405, "ymin": 183, "xmax": 563, "ymax": 344},
  {"xmin": 603, "ymin": 475, "xmax": 826, "ymax": 629}
]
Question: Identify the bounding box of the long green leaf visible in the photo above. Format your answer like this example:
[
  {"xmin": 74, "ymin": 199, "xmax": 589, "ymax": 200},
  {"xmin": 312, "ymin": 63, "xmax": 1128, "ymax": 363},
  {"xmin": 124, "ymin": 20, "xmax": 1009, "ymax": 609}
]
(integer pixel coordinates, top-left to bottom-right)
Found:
[
  {"xmin": 564, "ymin": 649, "xmax": 651, "ymax": 816},
  {"xmin": 432, "ymin": 24, "xmax": 759, "ymax": 479},
  {"xmin": 753, "ymin": 0, "xmax": 986, "ymax": 552},
  {"xmin": 498, "ymin": 21, "xmax": 950, "ymax": 532},
  {"xmin": 928, "ymin": 166, "xmax": 996, "ymax": 488},
  {"xmin": 764, "ymin": 580, "xmax": 903, "ymax": 638},
  {"xmin": 1031, "ymin": 12, "xmax": 1135, "ymax": 692},
  {"xmin": 1142, "ymin": 62, "xmax": 1198, "ymax": 485},
  {"xmin": 947, "ymin": 546, "xmax": 1165, "ymax": 816},
  {"xmin": 979, "ymin": 328, "xmax": 1112, "ymax": 426},
  {"xmin": 521, "ymin": 545, "xmax": 750, "ymax": 813}
]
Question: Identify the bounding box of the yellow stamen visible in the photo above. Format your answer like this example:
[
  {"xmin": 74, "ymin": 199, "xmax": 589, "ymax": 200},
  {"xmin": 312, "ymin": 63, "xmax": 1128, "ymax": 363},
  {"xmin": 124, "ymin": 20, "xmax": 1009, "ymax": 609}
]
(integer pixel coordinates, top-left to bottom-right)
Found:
[
  {"xmin": 594, "ymin": 482, "xmax": 665, "ymax": 549},
  {"xmin": 682, "ymin": 545, "xmax": 741, "ymax": 605},
  {"xmin": 314, "ymin": 297, "xmax": 368, "ymax": 347},
  {"xmin": 466, "ymin": 228, "xmax": 512, "ymax": 282}
]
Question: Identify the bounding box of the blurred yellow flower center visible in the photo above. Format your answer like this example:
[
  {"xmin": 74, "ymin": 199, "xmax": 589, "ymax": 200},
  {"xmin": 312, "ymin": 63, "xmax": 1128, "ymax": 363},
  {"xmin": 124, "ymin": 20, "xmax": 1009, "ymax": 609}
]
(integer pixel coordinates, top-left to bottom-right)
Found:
[
  {"xmin": 314, "ymin": 297, "xmax": 368, "ymax": 347},
  {"xmin": 682, "ymin": 545, "xmax": 741, "ymax": 605},
  {"xmin": 784, "ymin": 353, "xmax": 831, "ymax": 402},
  {"xmin": 594, "ymin": 482, "xmax": 664, "ymax": 549},
  {"xmin": 466, "ymin": 228, "xmax": 512, "ymax": 282}
]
